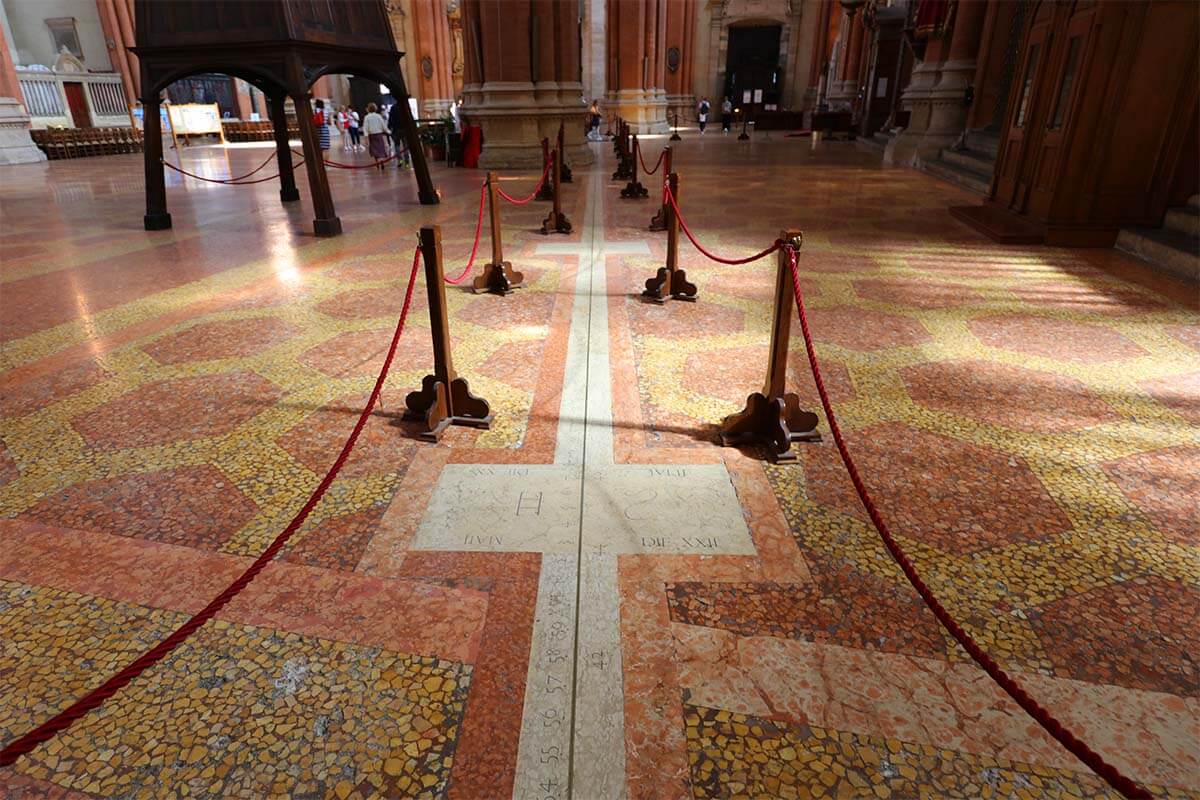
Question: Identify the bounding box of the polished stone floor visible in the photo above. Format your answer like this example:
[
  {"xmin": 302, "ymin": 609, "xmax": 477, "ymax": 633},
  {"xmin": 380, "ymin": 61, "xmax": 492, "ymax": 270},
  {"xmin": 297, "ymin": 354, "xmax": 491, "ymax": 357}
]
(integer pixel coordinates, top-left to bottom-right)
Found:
[{"xmin": 0, "ymin": 131, "xmax": 1196, "ymax": 799}]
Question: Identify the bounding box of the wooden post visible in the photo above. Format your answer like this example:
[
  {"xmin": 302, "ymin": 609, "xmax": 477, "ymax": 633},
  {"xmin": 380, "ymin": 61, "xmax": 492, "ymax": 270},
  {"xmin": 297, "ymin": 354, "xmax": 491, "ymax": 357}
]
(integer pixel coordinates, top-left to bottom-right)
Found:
[
  {"xmin": 141, "ymin": 87, "xmax": 171, "ymax": 231},
  {"xmin": 612, "ymin": 124, "xmax": 633, "ymax": 181},
  {"xmin": 621, "ymin": 135, "xmax": 649, "ymax": 199},
  {"xmin": 642, "ymin": 172, "xmax": 696, "ymax": 304},
  {"xmin": 540, "ymin": 148, "xmax": 572, "ymax": 234},
  {"xmin": 270, "ymin": 94, "xmax": 299, "ymax": 203},
  {"xmin": 604, "ymin": 115, "xmax": 613, "ymax": 138},
  {"xmin": 289, "ymin": 72, "xmax": 341, "ymax": 237},
  {"xmin": 719, "ymin": 229, "xmax": 819, "ymax": 460},
  {"xmin": 474, "ymin": 172, "xmax": 524, "ymax": 294},
  {"xmin": 404, "ymin": 226, "xmax": 493, "ymax": 440},
  {"xmin": 670, "ymin": 111, "xmax": 682, "ymax": 141},
  {"xmin": 536, "ymin": 137, "xmax": 554, "ymax": 201},
  {"xmin": 649, "ymin": 146, "xmax": 672, "ymax": 230},
  {"xmin": 557, "ymin": 122, "xmax": 573, "ymax": 183}
]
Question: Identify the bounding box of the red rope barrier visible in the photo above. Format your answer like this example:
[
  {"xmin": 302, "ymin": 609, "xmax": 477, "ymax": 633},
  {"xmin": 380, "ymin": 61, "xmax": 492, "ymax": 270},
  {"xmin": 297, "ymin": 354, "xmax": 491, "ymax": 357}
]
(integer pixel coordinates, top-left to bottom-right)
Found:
[
  {"xmin": 443, "ymin": 181, "xmax": 488, "ymax": 285},
  {"xmin": 638, "ymin": 146, "xmax": 666, "ymax": 176},
  {"xmin": 0, "ymin": 246, "xmax": 424, "ymax": 769},
  {"xmin": 783, "ymin": 246, "xmax": 1151, "ymax": 800},
  {"xmin": 496, "ymin": 159, "xmax": 553, "ymax": 206},
  {"xmin": 666, "ymin": 185, "xmax": 782, "ymax": 265},
  {"xmin": 291, "ymin": 147, "xmax": 399, "ymax": 169},
  {"xmin": 161, "ymin": 151, "xmax": 303, "ymax": 186}
]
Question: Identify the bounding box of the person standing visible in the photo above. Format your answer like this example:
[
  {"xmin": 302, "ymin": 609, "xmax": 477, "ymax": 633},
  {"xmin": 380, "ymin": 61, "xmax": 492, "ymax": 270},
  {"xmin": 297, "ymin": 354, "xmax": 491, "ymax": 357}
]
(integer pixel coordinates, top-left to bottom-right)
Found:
[
  {"xmin": 362, "ymin": 103, "xmax": 389, "ymax": 170},
  {"xmin": 336, "ymin": 106, "xmax": 349, "ymax": 148},
  {"xmin": 697, "ymin": 97, "xmax": 711, "ymax": 134},
  {"xmin": 314, "ymin": 99, "xmax": 331, "ymax": 152},
  {"xmin": 721, "ymin": 97, "xmax": 733, "ymax": 133},
  {"xmin": 587, "ymin": 99, "xmax": 603, "ymax": 141},
  {"xmin": 387, "ymin": 101, "xmax": 411, "ymax": 170},
  {"xmin": 347, "ymin": 107, "xmax": 362, "ymax": 150}
]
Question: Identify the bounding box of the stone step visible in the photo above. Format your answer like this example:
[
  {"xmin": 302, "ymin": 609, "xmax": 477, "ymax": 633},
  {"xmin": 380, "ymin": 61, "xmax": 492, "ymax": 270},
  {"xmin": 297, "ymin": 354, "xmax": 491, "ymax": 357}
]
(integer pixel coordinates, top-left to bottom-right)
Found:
[
  {"xmin": 965, "ymin": 130, "xmax": 1001, "ymax": 159},
  {"xmin": 1164, "ymin": 204, "xmax": 1200, "ymax": 238},
  {"xmin": 1115, "ymin": 225, "xmax": 1200, "ymax": 284},
  {"xmin": 922, "ymin": 157, "xmax": 991, "ymax": 196},
  {"xmin": 940, "ymin": 146, "xmax": 995, "ymax": 177}
]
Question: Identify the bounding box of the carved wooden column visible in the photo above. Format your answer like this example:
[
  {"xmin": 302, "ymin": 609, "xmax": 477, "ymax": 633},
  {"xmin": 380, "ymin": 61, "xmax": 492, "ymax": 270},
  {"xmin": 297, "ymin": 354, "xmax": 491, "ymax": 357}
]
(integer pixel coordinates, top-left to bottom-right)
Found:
[
  {"xmin": 288, "ymin": 55, "xmax": 341, "ymax": 237},
  {"xmin": 270, "ymin": 94, "xmax": 300, "ymax": 203},
  {"xmin": 141, "ymin": 81, "xmax": 171, "ymax": 230}
]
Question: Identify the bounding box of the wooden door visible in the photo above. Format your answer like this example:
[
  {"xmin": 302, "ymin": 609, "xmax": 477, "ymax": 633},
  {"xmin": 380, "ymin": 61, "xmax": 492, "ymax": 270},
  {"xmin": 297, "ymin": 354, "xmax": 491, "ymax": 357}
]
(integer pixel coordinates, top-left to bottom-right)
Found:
[
  {"xmin": 992, "ymin": 3, "xmax": 1057, "ymax": 210},
  {"xmin": 64, "ymin": 82, "xmax": 93, "ymax": 128},
  {"xmin": 1027, "ymin": 10, "xmax": 1094, "ymax": 218}
]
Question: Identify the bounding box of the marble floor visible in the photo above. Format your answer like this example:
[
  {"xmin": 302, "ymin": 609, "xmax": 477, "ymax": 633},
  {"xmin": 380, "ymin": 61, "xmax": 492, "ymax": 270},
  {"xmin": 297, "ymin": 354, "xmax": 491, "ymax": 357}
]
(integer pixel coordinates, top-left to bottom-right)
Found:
[{"xmin": 0, "ymin": 131, "xmax": 1196, "ymax": 800}]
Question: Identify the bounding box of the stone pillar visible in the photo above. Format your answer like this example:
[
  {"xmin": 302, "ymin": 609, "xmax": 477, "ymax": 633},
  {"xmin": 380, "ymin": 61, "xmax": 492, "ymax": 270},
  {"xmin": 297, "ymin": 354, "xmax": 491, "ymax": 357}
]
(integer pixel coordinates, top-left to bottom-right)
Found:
[
  {"xmin": 664, "ymin": 0, "xmax": 694, "ymax": 121},
  {"xmin": 0, "ymin": 3, "xmax": 45, "ymax": 165},
  {"xmin": 412, "ymin": 0, "xmax": 455, "ymax": 116},
  {"xmin": 607, "ymin": 0, "xmax": 668, "ymax": 133},
  {"xmin": 827, "ymin": 8, "xmax": 859, "ymax": 107},
  {"xmin": 461, "ymin": 0, "xmax": 592, "ymax": 168},
  {"xmin": 581, "ymin": 0, "xmax": 606, "ymax": 103},
  {"xmin": 804, "ymin": 0, "xmax": 831, "ymax": 108},
  {"xmin": 920, "ymin": 0, "xmax": 989, "ymax": 156},
  {"xmin": 885, "ymin": 23, "xmax": 958, "ymax": 165}
]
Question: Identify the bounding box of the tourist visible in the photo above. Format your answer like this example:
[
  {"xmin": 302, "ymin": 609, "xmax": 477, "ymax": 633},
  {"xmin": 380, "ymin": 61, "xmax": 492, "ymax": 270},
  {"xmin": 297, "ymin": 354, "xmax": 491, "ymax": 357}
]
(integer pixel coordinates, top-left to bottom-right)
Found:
[
  {"xmin": 347, "ymin": 107, "xmax": 362, "ymax": 150},
  {"xmin": 721, "ymin": 97, "xmax": 733, "ymax": 133},
  {"xmin": 697, "ymin": 97, "xmax": 710, "ymax": 134},
  {"xmin": 362, "ymin": 102, "xmax": 389, "ymax": 170},
  {"xmin": 336, "ymin": 106, "xmax": 349, "ymax": 148},
  {"xmin": 314, "ymin": 99, "xmax": 331, "ymax": 151},
  {"xmin": 386, "ymin": 101, "xmax": 411, "ymax": 169},
  {"xmin": 587, "ymin": 99, "xmax": 603, "ymax": 141}
]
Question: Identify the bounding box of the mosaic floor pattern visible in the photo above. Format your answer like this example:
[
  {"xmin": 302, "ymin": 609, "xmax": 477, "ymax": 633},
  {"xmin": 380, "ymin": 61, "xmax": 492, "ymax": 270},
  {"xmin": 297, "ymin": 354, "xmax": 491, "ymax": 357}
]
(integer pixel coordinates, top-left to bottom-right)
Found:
[{"xmin": 0, "ymin": 132, "xmax": 1196, "ymax": 798}]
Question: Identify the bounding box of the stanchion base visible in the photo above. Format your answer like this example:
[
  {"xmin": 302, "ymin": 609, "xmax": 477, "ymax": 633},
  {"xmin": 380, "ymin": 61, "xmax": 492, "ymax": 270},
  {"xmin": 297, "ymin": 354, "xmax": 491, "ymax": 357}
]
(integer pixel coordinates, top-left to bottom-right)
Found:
[
  {"xmin": 642, "ymin": 267, "xmax": 698, "ymax": 304},
  {"xmin": 404, "ymin": 375, "xmax": 493, "ymax": 441},
  {"xmin": 669, "ymin": 133, "xmax": 682, "ymax": 142},
  {"xmin": 561, "ymin": 163, "xmax": 573, "ymax": 184},
  {"xmin": 719, "ymin": 392, "xmax": 821, "ymax": 461},
  {"xmin": 279, "ymin": 187, "xmax": 300, "ymax": 203},
  {"xmin": 737, "ymin": 133, "xmax": 750, "ymax": 141},
  {"xmin": 541, "ymin": 211, "xmax": 573, "ymax": 236},
  {"xmin": 612, "ymin": 160, "xmax": 633, "ymax": 181},
  {"xmin": 473, "ymin": 261, "xmax": 524, "ymax": 295},
  {"xmin": 621, "ymin": 181, "xmax": 649, "ymax": 199},
  {"xmin": 535, "ymin": 184, "xmax": 554, "ymax": 202},
  {"xmin": 313, "ymin": 217, "xmax": 343, "ymax": 237},
  {"xmin": 144, "ymin": 212, "xmax": 172, "ymax": 231},
  {"xmin": 649, "ymin": 206, "xmax": 667, "ymax": 232},
  {"xmin": 419, "ymin": 190, "xmax": 440, "ymax": 206}
]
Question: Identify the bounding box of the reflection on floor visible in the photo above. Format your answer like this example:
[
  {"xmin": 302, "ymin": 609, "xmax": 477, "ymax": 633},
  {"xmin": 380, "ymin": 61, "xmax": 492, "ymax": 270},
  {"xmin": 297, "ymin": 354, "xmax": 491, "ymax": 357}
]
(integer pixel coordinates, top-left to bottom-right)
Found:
[{"xmin": 0, "ymin": 133, "xmax": 1196, "ymax": 799}]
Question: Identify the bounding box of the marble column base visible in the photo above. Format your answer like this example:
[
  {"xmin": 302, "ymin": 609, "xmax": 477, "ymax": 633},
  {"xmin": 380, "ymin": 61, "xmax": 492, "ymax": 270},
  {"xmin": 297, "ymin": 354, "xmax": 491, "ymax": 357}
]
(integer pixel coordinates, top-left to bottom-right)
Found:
[
  {"xmin": 422, "ymin": 99, "xmax": 456, "ymax": 119},
  {"xmin": 883, "ymin": 62, "xmax": 940, "ymax": 166},
  {"xmin": 463, "ymin": 81, "xmax": 595, "ymax": 169},
  {"xmin": 665, "ymin": 94, "xmax": 696, "ymax": 128},
  {"xmin": 606, "ymin": 88, "xmax": 669, "ymax": 134},
  {"xmin": 0, "ymin": 98, "xmax": 47, "ymax": 165}
]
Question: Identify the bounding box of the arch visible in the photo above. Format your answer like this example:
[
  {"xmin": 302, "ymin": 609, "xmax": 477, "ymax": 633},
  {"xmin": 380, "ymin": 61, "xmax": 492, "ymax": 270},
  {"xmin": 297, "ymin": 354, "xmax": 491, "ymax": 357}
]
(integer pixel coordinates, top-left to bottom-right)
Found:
[{"xmin": 146, "ymin": 64, "xmax": 287, "ymax": 101}]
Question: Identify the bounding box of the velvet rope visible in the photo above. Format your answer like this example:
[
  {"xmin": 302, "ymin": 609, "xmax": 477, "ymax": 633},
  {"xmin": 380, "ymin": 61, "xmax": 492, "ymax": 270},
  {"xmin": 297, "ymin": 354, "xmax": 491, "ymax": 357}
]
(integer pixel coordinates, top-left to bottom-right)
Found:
[
  {"xmin": 665, "ymin": 185, "xmax": 782, "ymax": 265},
  {"xmin": 0, "ymin": 246, "xmax": 425, "ymax": 769},
  {"xmin": 160, "ymin": 150, "xmax": 303, "ymax": 185},
  {"xmin": 782, "ymin": 246, "xmax": 1151, "ymax": 800},
  {"xmin": 638, "ymin": 146, "xmax": 666, "ymax": 176},
  {"xmin": 290, "ymin": 147, "xmax": 400, "ymax": 169},
  {"xmin": 443, "ymin": 181, "xmax": 488, "ymax": 285},
  {"xmin": 496, "ymin": 159, "xmax": 553, "ymax": 205}
]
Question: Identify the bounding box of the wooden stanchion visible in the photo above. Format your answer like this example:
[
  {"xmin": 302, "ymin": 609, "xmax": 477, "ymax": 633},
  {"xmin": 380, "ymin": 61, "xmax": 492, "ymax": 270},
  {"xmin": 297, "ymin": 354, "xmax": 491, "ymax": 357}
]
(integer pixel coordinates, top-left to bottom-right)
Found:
[
  {"xmin": 557, "ymin": 123, "xmax": 573, "ymax": 184},
  {"xmin": 612, "ymin": 120, "xmax": 624, "ymax": 155},
  {"xmin": 540, "ymin": 149, "xmax": 572, "ymax": 235},
  {"xmin": 612, "ymin": 123, "xmax": 633, "ymax": 181},
  {"xmin": 621, "ymin": 135, "xmax": 649, "ymax": 199},
  {"xmin": 719, "ymin": 229, "xmax": 819, "ymax": 460},
  {"xmin": 604, "ymin": 115, "xmax": 614, "ymax": 138},
  {"xmin": 474, "ymin": 172, "xmax": 524, "ymax": 295},
  {"xmin": 642, "ymin": 172, "xmax": 697, "ymax": 304},
  {"xmin": 649, "ymin": 146, "xmax": 672, "ymax": 230},
  {"xmin": 670, "ymin": 111, "xmax": 682, "ymax": 141},
  {"xmin": 405, "ymin": 226, "xmax": 493, "ymax": 440},
  {"xmin": 536, "ymin": 137, "xmax": 554, "ymax": 201}
]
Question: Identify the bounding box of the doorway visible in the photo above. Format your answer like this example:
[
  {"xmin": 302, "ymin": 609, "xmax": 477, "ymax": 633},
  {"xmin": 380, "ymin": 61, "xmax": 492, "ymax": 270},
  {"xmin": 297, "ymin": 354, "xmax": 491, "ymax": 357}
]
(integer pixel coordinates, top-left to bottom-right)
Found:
[
  {"xmin": 723, "ymin": 25, "xmax": 782, "ymax": 112},
  {"xmin": 63, "ymin": 82, "xmax": 93, "ymax": 128}
]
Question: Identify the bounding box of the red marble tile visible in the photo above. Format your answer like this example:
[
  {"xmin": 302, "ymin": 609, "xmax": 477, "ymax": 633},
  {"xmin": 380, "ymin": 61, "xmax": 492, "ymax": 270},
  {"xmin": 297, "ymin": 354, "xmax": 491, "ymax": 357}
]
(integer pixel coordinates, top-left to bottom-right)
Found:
[
  {"xmin": 804, "ymin": 422, "xmax": 1072, "ymax": 553},
  {"xmin": 276, "ymin": 393, "xmax": 417, "ymax": 480},
  {"xmin": 299, "ymin": 327, "xmax": 435, "ymax": 379},
  {"xmin": 968, "ymin": 314, "xmax": 1147, "ymax": 363},
  {"xmin": 0, "ymin": 359, "xmax": 108, "ymax": 419},
  {"xmin": 1101, "ymin": 446, "xmax": 1199, "ymax": 546},
  {"xmin": 853, "ymin": 276, "xmax": 984, "ymax": 309},
  {"xmin": 70, "ymin": 371, "xmax": 282, "ymax": 450},
  {"xmin": 459, "ymin": 290, "xmax": 557, "ymax": 329},
  {"xmin": 805, "ymin": 305, "xmax": 931, "ymax": 351},
  {"xmin": 1009, "ymin": 280, "xmax": 1168, "ymax": 316},
  {"xmin": 476, "ymin": 338, "xmax": 546, "ymax": 392},
  {"xmin": 22, "ymin": 464, "xmax": 257, "ymax": 549},
  {"xmin": 903, "ymin": 359, "xmax": 1120, "ymax": 432},
  {"xmin": 141, "ymin": 317, "xmax": 298, "ymax": 364},
  {"xmin": 1140, "ymin": 370, "xmax": 1200, "ymax": 426}
]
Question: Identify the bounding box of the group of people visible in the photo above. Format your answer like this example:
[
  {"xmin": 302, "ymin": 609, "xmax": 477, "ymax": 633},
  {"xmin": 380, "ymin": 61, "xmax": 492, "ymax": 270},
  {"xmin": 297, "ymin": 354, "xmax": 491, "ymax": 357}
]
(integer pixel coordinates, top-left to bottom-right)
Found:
[
  {"xmin": 311, "ymin": 98, "xmax": 411, "ymax": 171},
  {"xmin": 583, "ymin": 96, "xmax": 738, "ymax": 138}
]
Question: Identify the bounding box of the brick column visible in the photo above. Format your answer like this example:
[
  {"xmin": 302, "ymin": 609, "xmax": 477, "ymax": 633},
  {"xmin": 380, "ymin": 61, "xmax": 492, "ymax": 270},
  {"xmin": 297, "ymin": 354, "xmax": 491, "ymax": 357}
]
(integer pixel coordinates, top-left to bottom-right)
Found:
[
  {"xmin": 461, "ymin": 0, "xmax": 592, "ymax": 168},
  {"xmin": 607, "ymin": 0, "xmax": 667, "ymax": 133},
  {"xmin": 922, "ymin": 0, "xmax": 990, "ymax": 153}
]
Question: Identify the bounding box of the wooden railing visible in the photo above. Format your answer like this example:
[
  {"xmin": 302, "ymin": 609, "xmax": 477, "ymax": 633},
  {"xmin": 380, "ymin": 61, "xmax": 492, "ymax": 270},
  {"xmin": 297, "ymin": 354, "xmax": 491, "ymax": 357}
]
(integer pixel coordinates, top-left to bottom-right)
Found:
[{"xmin": 17, "ymin": 68, "xmax": 130, "ymax": 128}]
